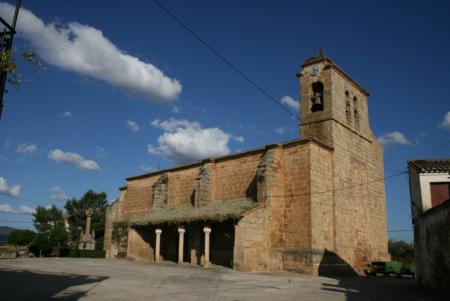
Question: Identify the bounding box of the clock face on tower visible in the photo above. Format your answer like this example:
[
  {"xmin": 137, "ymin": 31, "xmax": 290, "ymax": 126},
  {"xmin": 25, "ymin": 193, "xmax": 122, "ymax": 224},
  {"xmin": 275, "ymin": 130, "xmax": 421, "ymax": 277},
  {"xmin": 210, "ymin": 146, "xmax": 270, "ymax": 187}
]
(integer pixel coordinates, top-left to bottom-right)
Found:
[{"xmin": 311, "ymin": 64, "xmax": 319, "ymax": 77}]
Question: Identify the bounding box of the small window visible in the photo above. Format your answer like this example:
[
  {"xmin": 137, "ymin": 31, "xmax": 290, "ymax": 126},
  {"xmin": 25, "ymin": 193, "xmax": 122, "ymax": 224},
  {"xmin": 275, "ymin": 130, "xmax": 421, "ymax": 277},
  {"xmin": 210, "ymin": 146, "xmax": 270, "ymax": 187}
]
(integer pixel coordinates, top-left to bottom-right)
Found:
[
  {"xmin": 430, "ymin": 182, "xmax": 450, "ymax": 208},
  {"xmin": 311, "ymin": 81, "xmax": 324, "ymax": 112},
  {"xmin": 353, "ymin": 96, "xmax": 360, "ymax": 127},
  {"xmin": 345, "ymin": 91, "xmax": 351, "ymax": 121}
]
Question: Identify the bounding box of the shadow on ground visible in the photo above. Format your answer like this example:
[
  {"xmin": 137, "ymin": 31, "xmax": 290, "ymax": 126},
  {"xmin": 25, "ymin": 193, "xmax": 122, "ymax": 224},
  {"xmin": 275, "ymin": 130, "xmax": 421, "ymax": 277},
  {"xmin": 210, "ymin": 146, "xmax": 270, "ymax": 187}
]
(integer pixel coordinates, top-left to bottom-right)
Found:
[
  {"xmin": 0, "ymin": 269, "xmax": 107, "ymax": 300},
  {"xmin": 318, "ymin": 250, "xmax": 445, "ymax": 301},
  {"xmin": 321, "ymin": 276, "xmax": 446, "ymax": 301}
]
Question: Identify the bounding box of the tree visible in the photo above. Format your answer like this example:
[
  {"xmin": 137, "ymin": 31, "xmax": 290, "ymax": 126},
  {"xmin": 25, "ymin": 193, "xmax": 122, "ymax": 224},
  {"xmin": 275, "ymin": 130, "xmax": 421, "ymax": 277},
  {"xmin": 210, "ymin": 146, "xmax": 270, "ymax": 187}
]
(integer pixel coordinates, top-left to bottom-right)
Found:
[
  {"xmin": 388, "ymin": 239, "xmax": 414, "ymax": 264},
  {"xmin": 6, "ymin": 229, "xmax": 20, "ymax": 245},
  {"xmin": 64, "ymin": 190, "xmax": 108, "ymax": 242},
  {"xmin": 7, "ymin": 229, "xmax": 36, "ymax": 246},
  {"xmin": 0, "ymin": 50, "xmax": 45, "ymax": 89},
  {"xmin": 48, "ymin": 225, "xmax": 68, "ymax": 249},
  {"xmin": 31, "ymin": 232, "xmax": 49, "ymax": 257},
  {"xmin": 32, "ymin": 205, "xmax": 64, "ymax": 232},
  {"xmin": 0, "ymin": 49, "xmax": 46, "ymax": 118}
]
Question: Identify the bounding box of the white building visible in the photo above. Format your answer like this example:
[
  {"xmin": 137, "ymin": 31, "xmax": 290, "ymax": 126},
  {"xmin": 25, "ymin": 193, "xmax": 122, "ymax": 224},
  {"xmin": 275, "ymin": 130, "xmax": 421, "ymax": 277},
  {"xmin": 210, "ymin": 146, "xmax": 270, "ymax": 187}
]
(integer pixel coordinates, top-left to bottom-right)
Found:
[{"xmin": 408, "ymin": 159, "xmax": 450, "ymax": 290}]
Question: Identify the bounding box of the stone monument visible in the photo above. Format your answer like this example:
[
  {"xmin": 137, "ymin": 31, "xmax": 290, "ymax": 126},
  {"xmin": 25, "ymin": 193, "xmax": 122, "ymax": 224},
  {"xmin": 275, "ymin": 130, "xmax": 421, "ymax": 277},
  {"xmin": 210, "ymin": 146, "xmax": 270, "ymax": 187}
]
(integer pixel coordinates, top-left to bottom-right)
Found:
[{"xmin": 78, "ymin": 209, "xmax": 96, "ymax": 250}]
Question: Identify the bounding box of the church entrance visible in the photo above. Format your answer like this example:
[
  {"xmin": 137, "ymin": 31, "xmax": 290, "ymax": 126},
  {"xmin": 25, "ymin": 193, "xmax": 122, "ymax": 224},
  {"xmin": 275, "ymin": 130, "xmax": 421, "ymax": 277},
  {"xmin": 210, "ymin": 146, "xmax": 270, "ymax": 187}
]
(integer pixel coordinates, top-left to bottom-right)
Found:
[{"xmin": 210, "ymin": 220, "xmax": 235, "ymax": 268}]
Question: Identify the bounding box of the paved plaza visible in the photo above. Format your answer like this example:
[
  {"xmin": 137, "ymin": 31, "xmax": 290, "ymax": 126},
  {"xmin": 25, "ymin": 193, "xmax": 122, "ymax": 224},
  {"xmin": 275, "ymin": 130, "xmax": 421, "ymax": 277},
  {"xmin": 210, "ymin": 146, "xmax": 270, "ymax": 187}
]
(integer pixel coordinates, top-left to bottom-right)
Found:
[{"xmin": 0, "ymin": 258, "xmax": 444, "ymax": 300}]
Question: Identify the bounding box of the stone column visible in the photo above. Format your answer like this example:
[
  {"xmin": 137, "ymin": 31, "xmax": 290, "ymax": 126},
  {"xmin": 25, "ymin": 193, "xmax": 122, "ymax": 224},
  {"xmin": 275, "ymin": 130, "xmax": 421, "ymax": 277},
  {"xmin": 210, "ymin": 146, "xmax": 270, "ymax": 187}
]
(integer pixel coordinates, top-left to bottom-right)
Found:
[
  {"xmin": 85, "ymin": 209, "xmax": 93, "ymax": 235},
  {"xmin": 178, "ymin": 228, "xmax": 185, "ymax": 264},
  {"xmin": 62, "ymin": 213, "xmax": 70, "ymax": 232},
  {"xmin": 155, "ymin": 229, "xmax": 162, "ymax": 263},
  {"xmin": 203, "ymin": 227, "xmax": 211, "ymax": 267}
]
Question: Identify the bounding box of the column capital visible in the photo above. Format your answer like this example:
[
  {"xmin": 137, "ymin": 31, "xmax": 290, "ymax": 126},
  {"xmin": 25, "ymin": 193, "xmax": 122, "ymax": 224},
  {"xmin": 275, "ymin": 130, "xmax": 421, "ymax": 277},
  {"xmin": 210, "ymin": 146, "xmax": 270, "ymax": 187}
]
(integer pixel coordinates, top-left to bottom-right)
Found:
[
  {"xmin": 178, "ymin": 228, "xmax": 186, "ymax": 234},
  {"xmin": 203, "ymin": 227, "xmax": 211, "ymax": 234},
  {"xmin": 155, "ymin": 229, "xmax": 162, "ymax": 235}
]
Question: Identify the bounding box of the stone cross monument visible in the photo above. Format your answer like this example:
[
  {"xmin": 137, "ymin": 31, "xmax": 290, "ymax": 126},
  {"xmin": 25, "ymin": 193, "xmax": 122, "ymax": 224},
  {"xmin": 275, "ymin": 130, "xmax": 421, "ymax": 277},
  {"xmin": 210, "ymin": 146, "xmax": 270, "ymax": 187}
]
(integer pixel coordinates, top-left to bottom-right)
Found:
[{"xmin": 78, "ymin": 209, "xmax": 96, "ymax": 250}]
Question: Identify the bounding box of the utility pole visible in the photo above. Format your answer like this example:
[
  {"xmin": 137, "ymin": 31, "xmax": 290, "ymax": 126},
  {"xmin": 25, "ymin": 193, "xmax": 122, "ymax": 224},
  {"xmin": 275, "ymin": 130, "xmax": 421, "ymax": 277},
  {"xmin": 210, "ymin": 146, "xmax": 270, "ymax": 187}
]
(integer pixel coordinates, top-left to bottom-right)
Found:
[{"xmin": 0, "ymin": 0, "xmax": 21, "ymax": 119}]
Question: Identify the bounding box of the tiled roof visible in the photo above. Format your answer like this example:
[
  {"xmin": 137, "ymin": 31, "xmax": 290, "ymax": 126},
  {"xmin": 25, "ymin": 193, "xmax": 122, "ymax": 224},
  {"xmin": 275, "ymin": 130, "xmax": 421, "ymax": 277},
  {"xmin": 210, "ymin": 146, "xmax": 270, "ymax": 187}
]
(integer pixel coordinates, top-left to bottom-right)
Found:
[
  {"xmin": 130, "ymin": 198, "xmax": 257, "ymax": 226},
  {"xmin": 408, "ymin": 159, "xmax": 450, "ymax": 173}
]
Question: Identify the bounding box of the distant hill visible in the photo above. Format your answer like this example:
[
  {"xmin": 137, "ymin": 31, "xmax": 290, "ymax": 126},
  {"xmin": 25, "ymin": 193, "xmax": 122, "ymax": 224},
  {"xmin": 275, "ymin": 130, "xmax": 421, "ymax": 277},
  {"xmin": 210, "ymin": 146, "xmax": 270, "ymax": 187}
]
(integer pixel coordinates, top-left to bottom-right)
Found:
[{"xmin": 0, "ymin": 226, "xmax": 19, "ymax": 242}]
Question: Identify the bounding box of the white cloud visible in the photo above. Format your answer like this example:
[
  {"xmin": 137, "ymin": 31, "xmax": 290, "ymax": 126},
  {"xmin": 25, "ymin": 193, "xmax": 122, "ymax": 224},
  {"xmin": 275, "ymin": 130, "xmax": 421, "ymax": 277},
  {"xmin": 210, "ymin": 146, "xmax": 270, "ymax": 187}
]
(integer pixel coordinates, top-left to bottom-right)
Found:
[
  {"xmin": 126, "ymin": 120, "xmax": 140, "ymax": 133},
  {"xmin": 378, "ymin": 131, "xmax": 411, "ymax": 148},
  {"xmin": 0, "ymin": 177, "xmax": 21, "ymax": 197},
  {"xmin": 0, "ymin": 204, "xmax": 35, "ymax": 214},
  {"xmin": 15, "ymin": 143, "xmax": 37, "ymax": 154},
  {"xmin": 0, "ymin": 203, "xmax": 15, "ymax": 213},
  {"xmin": 61, "ymin": 111, "xmax": 72, "ymax": 119},
  {"xmin": 19, "ymin": 205, "xmax": 35, "ymax": 215},
  {"xmin": 275, "ymin": 126, "xmax": 287, "ymax": 135},
  {"xmin": 440, "ymin": 111, "xmax": 450, "ymax": 131},
  {"xmin": 172, "ymin": 105, "xmax": 181, "ymax": 114},
  {"xmin": 50, "ymin": 185, "xmax": 69, "ymax": 201},
  {"xmin": 150, "ymin": 118, "xmax": 231, "ymax": 164},
  {"xmin": 4, "ymin": 139, "xmax": 11, "ymax": 148},
  {"xmin": 414, "ymin": 132, "xmax": 426, "ymax": 144},
  {"xmin": 233, "ymin": 136, "xmax": 245, "ymax": 143},
  {"xmin": 0, "ymin": 3, "xmax": 182, "ymax": 102},
  {"xmin": 96, "ymin": 146, "xmax": 106, "ymax": 157},
  {"xmin": 281, "ymin": 95, "xmax": 299, "ymax": 111},
  {"xmin": 140, "ymin": 165, "xmax": 156, "ymax": 172},
  {"xmin": 147, "ymin": 144, "xmax": 161, "ymax": 155},
  {"xmin": 48, "ymin": 149, "xmax": 100, "ymax": 171}
]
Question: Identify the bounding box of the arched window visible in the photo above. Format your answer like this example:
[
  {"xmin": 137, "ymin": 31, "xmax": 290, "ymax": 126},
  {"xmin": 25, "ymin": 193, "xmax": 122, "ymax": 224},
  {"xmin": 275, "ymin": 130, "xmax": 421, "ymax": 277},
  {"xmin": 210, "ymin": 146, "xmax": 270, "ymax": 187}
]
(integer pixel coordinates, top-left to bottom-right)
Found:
[
  {"xmin": 353, "ymin": 96, "xmax": 360, "ymax": 127},
  {"xmin": 345, "ymin": 91, "xmax": 351, "ymax": 122},
  {"xmin": 311, "ymin": 81, "xmax": 324, "ymax": 112}
]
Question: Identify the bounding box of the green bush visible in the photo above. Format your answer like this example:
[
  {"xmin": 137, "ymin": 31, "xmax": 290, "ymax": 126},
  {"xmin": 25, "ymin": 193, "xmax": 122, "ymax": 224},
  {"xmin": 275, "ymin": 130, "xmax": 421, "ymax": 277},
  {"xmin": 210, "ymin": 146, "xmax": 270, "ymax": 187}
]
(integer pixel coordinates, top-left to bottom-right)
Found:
[
  {"xmin": 68, "ymin": 249, "xmax": 79, "ymax": 257},
  {"xmin": 7, "ymin": 229, "xmax": 36, "ymax": 246},
  {"xmin": 58, "ymin": 248, "xmax": 104, "ymax": 258},
  {"xmin": 388, "ymin": 240, "xmax": 414, "ymax": 264},
  {"xmin": 79, "ymin": 249, "xmax": 105, "ymax": 258},
  {"xmin": 58, "ymin": 248, "xmax": 79, "ymax": 257},
  {"xmin": 58, "ymin": 248, "xmax": 72, "ymax": 257}
]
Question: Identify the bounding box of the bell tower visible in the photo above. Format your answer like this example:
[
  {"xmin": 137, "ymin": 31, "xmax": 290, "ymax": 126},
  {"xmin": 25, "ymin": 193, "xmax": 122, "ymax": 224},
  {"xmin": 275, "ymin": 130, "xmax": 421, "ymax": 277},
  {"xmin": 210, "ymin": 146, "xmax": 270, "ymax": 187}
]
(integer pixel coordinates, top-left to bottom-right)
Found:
[
  {"xmin": 297, "ymin": 51, "xmax": 373, "ymax": 147},
  {"xmin": 297, "ymin": 52, "xmax": 389, "ymax": 273}
]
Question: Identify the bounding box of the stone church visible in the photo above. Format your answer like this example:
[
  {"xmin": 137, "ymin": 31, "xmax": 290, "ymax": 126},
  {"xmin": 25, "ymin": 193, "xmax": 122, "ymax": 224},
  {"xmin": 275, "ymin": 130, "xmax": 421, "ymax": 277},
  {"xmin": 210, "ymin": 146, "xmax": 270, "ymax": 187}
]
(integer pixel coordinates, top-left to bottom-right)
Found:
[{"xmin": 104, "ymin": 53, "xmax": 389, "ymax": 275}]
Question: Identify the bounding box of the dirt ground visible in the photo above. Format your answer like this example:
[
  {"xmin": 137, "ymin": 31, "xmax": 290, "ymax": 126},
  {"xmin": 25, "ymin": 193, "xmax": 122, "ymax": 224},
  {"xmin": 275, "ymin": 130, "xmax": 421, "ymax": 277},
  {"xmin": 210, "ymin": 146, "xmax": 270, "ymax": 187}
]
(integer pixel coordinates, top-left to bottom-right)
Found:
[{"xmin": 0, "ymin": 258, "xmax": 444, "ymax": 301}]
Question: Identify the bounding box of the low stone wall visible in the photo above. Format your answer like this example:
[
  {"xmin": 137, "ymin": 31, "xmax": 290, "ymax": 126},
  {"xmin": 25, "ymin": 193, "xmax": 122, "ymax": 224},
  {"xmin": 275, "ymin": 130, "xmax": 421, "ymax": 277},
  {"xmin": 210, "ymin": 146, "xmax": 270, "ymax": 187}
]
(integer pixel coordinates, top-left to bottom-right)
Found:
[{"xmin": 414, "ymin": 200, "xmax": 450, "ymax": 290}]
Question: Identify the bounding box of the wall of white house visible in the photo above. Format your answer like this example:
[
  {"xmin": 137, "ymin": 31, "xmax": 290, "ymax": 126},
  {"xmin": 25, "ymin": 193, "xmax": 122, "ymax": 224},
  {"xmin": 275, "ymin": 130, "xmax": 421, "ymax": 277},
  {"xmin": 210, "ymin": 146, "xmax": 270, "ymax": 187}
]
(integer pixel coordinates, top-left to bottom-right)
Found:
[{"xmin": 419, "ymin": 173, "xmax": 450, "ymax": 212}]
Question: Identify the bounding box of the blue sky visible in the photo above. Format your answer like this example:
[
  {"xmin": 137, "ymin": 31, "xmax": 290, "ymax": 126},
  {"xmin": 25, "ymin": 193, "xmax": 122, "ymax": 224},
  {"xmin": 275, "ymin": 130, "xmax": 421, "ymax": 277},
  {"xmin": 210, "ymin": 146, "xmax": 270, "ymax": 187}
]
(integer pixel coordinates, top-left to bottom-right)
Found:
[{"xmin": 0, "ymin": 0, "xmax": 449, "ymax": 242}]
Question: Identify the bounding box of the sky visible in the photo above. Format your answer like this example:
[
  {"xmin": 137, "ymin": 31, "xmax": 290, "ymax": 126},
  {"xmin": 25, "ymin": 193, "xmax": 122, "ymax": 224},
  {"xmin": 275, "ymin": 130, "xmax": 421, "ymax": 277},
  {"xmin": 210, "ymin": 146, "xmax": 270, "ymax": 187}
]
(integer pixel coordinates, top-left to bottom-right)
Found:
[{"xmin": 0, "ymin": 0, "xmax": 449, "ymax": 242}]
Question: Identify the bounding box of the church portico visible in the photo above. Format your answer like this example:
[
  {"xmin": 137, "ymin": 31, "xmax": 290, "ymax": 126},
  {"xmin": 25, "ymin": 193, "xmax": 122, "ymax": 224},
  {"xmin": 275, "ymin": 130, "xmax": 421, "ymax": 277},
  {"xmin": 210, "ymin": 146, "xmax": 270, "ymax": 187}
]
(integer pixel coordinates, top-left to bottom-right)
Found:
[{"xmin": 125, "ymin": 219, "xmax": 235, "ymax": 269}]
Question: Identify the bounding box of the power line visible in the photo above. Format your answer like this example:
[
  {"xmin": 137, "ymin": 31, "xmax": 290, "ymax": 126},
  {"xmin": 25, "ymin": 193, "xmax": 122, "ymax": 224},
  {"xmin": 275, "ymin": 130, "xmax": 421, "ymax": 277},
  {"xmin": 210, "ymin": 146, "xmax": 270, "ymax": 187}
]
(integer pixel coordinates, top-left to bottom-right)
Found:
[
  {"xmin": 152, "ymin": 0, "xmax": 448, "ymax": 182},
  {"xmin": 267, "ymin": 171, "xmax": 407, "ymax": 198},
  {"xmin": 151, "ymin": 0, "xmax": 412, "ymax": 196},
  {"xmin": 152, "ymin": 0, "xmax": 299, "ymax": 120},
  {"xmin": 425, "ymin": 138, "xmax": 450, "ymax": 158}
]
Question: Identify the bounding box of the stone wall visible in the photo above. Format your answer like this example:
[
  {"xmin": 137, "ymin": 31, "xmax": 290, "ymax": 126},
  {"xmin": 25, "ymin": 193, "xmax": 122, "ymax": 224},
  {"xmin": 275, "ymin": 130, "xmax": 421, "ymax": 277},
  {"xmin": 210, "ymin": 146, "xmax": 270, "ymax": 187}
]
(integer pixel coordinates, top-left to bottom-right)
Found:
[
  {"xmin": 168, "ymin": 168, "xmax": 197, "ymax": 207},
  {"xmin": 281, "ymin": 142, "xmax": 313, "ymax": 273},
  {"xmin": 122, "ymin": 176, "xmax": 157, "ymax": 219},
  {"xmin": 234, "ymin": 146, "xmax": 286, "ymax": 272},
  {"xmin": 414, "ymin": 200, "xmax": 450, "ymax": 290},
  {"xmin": 104, "ymin": 196, "xmax": 122, "ymax": 258},
  {"xmin": 214, "ymin": 153, "xmax": 261, "ymax": 201},
  {"xmin": 126, "ymin": 227, "xmax": 155, "ymax": 262}
]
